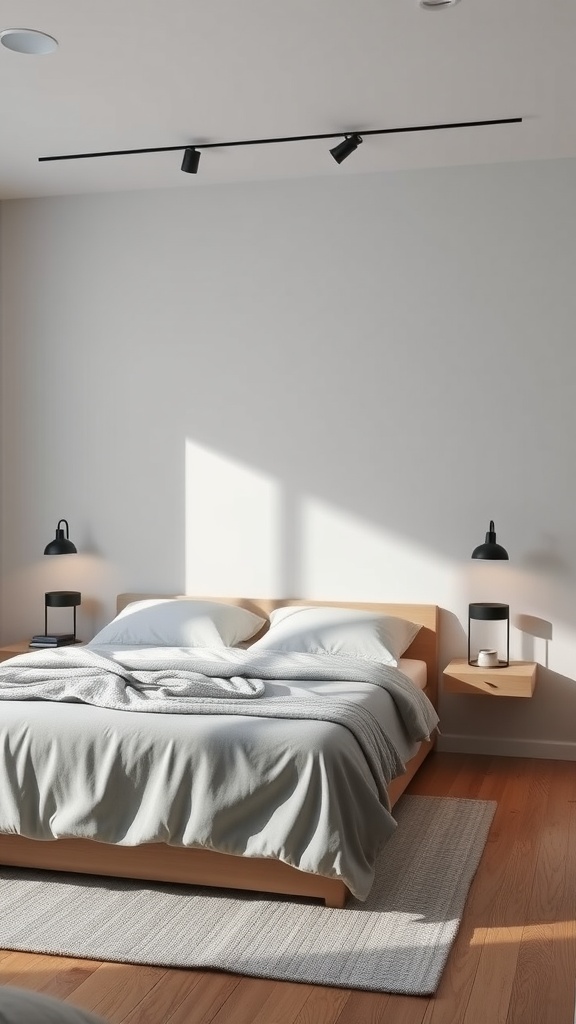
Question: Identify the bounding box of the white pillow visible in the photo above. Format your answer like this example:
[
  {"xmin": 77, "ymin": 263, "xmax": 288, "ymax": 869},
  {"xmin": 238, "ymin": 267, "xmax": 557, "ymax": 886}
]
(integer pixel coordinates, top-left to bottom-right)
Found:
[
  {"xmin": 88, "ymin": 599, "xmax": 266, "ymax": 648},
  {"xmin": 250, "ymin": 605, "xmax": 421, "ymax": 666}
]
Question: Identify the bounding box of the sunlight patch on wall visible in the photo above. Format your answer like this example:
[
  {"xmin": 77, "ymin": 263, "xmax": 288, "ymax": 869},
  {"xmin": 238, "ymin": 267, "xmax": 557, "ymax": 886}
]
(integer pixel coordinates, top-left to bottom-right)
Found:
[
  {"xmin": 300, "ymin": 497, "xmax": 450, "ymax": 602},
  {"xmin": 185, "ymin": 440, "xmax": 280, "ymax": 595}
]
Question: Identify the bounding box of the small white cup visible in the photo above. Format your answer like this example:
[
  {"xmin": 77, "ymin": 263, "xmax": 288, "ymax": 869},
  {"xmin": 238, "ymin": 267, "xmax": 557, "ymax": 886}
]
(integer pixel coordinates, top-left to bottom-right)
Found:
[{"xmin": 477, "ymin": 648, "xmax": 499, "ymax": 667}]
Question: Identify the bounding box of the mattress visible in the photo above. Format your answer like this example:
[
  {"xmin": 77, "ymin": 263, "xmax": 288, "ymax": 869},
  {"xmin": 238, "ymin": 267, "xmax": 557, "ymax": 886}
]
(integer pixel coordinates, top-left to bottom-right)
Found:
[
  {"xmin": 397, "ymin": 658, "xmax": 427, "ymax": 690},
  {"xmin": 0, "ymin": 657, "xmax": 432, "ymax": 900}
]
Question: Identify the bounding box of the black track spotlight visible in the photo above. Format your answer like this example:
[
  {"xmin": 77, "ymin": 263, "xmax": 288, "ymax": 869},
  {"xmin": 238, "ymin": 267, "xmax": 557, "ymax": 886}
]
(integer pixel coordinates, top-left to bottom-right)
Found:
[
  {"xmin": 329, "ymin": 134, "xmax": 363, "ymax": 164},
  {"xmin": 181, "ymin": 146, "xmax": 201, "ymax": 174}
]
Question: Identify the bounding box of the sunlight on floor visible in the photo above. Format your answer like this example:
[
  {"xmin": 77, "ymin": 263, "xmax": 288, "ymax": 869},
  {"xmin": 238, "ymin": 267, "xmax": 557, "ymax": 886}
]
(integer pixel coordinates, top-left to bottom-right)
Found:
[{"xmin": 471, "ymin": 920, "xmax": 576, "ymax": 944}]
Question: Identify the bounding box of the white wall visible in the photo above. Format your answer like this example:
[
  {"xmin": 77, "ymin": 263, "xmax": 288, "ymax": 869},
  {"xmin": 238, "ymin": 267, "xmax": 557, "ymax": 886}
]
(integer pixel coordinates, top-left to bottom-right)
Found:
[{"xmin": 2, "ymin": 158, "xmax": 576, "ymax": 758}]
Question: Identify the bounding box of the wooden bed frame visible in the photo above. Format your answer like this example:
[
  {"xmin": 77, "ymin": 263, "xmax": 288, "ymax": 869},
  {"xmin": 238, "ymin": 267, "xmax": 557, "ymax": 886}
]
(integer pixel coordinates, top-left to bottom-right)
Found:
[{"xmin": 0, "ymin": 597, "xmax": 438, "ymax": 908}]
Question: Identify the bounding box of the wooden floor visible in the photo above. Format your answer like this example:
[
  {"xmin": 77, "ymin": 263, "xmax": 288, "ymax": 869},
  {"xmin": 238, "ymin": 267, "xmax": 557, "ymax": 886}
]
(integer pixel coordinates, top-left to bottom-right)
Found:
[{"xmin": 1, "ymin": 752, "xmax": 575, "ymax": 1024}]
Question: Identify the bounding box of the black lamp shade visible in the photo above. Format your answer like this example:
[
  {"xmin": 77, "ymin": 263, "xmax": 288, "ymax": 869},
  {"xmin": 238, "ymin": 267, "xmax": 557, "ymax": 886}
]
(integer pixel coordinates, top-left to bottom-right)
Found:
[
  {"xmin": 44, "ymin": 519, "xmax": 77, "ymax": 555},
  {"xmin": 45, "ymin": 590, "xmax": 81, "ymax": 609},
  {"xmin": 471, "ymin": 520, "xmax": 509, "ymax": 560}
]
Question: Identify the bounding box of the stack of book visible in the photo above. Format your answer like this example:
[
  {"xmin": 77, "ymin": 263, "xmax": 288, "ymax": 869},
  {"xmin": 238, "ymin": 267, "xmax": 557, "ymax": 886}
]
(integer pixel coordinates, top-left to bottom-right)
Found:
[{"xmin": 29, "ymin": 633, "xmax": 76, "ymax": 648}]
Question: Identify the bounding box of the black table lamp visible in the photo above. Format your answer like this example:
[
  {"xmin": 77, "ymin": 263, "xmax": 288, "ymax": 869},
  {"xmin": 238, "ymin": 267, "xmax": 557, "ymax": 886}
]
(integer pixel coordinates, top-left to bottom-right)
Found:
[
  {"xmin": 468, "ymin": 602, "xmax": 510, "ymax": 667},
  {"xmin": 44, "ymin": 590, "xmax": 81, "ymax": 642}
]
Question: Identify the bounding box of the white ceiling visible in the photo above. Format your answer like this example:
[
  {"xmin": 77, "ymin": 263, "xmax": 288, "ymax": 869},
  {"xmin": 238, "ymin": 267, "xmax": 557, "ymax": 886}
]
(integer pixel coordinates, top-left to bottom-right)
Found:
[{"xmin": 0, "ymin": 0, "xmax": 574, "ymax": 199}]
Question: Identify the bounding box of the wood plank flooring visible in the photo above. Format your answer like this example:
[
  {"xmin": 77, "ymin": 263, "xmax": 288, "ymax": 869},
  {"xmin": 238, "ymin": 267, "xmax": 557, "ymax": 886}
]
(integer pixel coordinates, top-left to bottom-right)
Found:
[{"xmin": 1, "ymin": 753, "xmax": 575, "ymax": 1024}]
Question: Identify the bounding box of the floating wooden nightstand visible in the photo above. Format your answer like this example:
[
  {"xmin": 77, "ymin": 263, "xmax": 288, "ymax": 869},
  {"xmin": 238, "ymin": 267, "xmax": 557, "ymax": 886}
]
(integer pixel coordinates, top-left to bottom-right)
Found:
[
  {"xmin": 443, "ymin": 658, "xmax": 537, "ymax": 698},
  {"xmin": 0, "ymin": 641, "xmax": 36, "ymax": 663},
  {"xmin": 0, "ymin": 640, "xmax": 84, "ymax": 663}
]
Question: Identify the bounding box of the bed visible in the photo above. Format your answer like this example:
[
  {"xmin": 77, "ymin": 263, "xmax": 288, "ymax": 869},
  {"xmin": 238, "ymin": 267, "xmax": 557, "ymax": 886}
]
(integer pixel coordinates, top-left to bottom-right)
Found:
[{"xmin": 0, "ymin": 596, "xmax": 438, "ymax": 908}]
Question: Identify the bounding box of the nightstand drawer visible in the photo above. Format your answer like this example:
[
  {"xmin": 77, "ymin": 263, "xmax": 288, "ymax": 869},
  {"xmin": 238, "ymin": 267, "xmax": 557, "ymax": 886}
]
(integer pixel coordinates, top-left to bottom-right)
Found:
[{"xmin": 443, "ymin": 658, "xmax": 537, "ymax": 697}]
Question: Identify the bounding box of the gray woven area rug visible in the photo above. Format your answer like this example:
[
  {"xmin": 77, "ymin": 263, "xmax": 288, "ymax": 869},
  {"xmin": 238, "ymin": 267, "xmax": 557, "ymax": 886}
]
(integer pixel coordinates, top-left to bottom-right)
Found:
[{"xmin": 0, "ymin": 795, "xmax": 495, "ymax": 996}]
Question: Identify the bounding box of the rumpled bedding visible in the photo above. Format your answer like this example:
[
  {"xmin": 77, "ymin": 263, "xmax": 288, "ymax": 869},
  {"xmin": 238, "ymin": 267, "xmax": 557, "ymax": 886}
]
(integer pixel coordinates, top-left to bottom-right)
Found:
[{"xmin": 0, "ymin": 645, "xmax": 438, "ymax": 900}]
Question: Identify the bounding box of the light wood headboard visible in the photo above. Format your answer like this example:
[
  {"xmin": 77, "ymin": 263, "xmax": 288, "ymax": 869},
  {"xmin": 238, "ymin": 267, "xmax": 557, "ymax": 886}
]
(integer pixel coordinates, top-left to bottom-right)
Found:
[{"xmin": 117, "ymin": 594, "xmax": 439, "ymax": 706}]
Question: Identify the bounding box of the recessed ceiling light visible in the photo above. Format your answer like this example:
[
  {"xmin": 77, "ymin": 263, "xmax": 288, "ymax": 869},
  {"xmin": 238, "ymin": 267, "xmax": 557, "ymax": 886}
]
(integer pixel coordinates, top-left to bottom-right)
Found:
[
  {"xmin": 0, "ymin": 28, "xmax": 58, "ymax": 54},
  {"xmin": 419, "ymin": 0, "xmax": 460, "ymax": 8}
]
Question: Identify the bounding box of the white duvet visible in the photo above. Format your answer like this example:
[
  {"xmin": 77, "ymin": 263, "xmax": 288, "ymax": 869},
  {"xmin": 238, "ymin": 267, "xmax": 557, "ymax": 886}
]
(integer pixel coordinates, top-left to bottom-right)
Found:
[{"xmin": 0, "ymin": 645, "xmax": 438, "ymax": 900}]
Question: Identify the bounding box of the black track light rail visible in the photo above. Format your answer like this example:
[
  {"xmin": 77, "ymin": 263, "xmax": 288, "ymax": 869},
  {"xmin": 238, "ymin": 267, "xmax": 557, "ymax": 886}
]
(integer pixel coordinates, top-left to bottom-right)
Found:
[{"xmin": 38, "ymin": 117, "xmax": 522, "ymax": 162}]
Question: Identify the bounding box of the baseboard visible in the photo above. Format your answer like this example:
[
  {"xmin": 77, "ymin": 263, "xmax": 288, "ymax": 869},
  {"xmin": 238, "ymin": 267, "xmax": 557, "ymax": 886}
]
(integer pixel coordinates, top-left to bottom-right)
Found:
[{"xmin": 436, "ymin": 733, "xmax": 576, "ymax": 761}]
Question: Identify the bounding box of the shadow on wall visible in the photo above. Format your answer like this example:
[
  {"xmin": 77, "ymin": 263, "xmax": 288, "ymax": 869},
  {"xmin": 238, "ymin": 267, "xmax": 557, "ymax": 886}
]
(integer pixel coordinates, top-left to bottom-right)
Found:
[{"xmin": 514, "ymin": 613, "xmax": 553, "ymax": 667}]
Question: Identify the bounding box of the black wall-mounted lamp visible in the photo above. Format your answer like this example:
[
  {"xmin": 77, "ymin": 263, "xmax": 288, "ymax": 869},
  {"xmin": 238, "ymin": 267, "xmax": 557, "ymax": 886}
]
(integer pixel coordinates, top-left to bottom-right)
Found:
[
  {"xmin": 44, "ymin": 519, "xmax": 77, "ymax": 556},
  {"xmin": 471, "ymin": 520, "xmax": 509, "ymax": 560}
]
